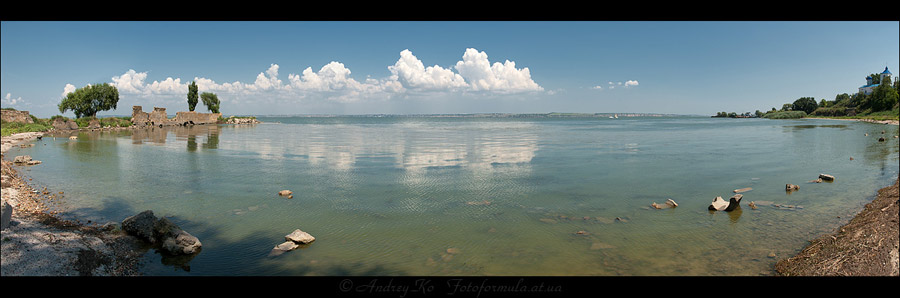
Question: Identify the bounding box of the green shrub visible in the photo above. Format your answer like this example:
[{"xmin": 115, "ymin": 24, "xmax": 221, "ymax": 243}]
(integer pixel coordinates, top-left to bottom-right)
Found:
[
  {"xmin": 763, "ymin": 111, "xmax": 807, "ymax": 119},
  {"xmin": 810, "ymin": 107, "xmax": 848, "ymax": 117}
]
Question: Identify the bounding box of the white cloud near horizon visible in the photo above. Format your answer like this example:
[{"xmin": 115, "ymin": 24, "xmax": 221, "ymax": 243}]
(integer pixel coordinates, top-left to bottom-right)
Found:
[
  {"xmin": 67, "ymin": 48, "xmax": 544, "ymax": 104},
  {"xmin": 4, "ymin": 93, "xmax": 23, "ymax": 105},
  {"xmin": 594, "ymin": 80, "xmax": 639, "ymax": 90}
]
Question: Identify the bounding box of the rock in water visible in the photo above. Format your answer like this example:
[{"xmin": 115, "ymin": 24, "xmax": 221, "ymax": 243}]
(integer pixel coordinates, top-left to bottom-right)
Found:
[
  {"xmin": 122, "ymin": 210, "xmax": 160, "ymax": 243},
  {"xmin": 269, "ymin": 241, "xmax": 300, "ymax": 257},
  {"xmin": 13, "ymin": 155, "xmax": 32, "ymax": 164},
  {"xmin": 785, "ymin": 184, "xmax": 800, "ymax": 191},
  {"xmin": 708, "ymin": 196, "xmax": 729, "ymax": 211},
  {"xmin": 665, "ymin": 198, "xmax": 678, "ymax": 208},
  {"xmin": 748, "ymin": 201, "xmax": 758, "ymax": 210},
  {"xmin": 818, "ymin": 174, "xmax": 835, "ymax": 181},
  {"xmin": 163, "ymin": 230, "xmax": 202, "ymax": 255},
  {"xmin": 278, "ymin": 190, "xmax": 293, "ymax": 197},
  {"xmin": 285, "ymin": 229, "xmax": 316, "ymax": 244},
  {"xmin": 725, "ymin": 194, "xmax": 743, "ymax": 212}
]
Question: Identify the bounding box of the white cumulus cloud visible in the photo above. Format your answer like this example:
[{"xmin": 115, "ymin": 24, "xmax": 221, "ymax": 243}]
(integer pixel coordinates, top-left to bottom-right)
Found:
[
  {"xmin": 388, "ymin": 49, "xmax": 467, "ymax": 91},
  {"xmin": 62, "ymin": 48, "xmax": 544, "ymax": 105},
  {"xmin": 61, "ymin": 84, "xmax": 77, "ymax": 98},
  {"xmin": 454, "ymin": 48, "xmax": 543, "ymax": 93}
]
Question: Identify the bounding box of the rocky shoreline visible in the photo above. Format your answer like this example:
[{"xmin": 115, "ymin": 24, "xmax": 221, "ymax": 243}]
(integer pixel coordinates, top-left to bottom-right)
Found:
[
  {"xmin": 1, "ymin": 131, "xmax": 144, "ymax": 276},
  {"xmin": 775, "ymin": 177, "xmax": 899, "ymax": 276}
]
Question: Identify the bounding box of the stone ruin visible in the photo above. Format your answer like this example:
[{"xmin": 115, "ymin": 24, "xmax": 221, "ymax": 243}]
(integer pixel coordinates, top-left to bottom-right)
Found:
[
  {"xmin": 131, "ymin": 106, "xmax": 221, "ymax": 127},
  {"xmin": 1, "ymin": 109, "xmax": 34, "ymax": 124}
]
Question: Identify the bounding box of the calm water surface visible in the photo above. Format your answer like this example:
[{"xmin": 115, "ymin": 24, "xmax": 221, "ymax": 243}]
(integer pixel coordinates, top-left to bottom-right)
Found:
[{"xmin": 9, "ymin": 116, "xmax": 899, "ymax": 276}]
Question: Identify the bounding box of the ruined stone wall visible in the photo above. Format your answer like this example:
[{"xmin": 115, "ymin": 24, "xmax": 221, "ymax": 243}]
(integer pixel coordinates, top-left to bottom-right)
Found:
[
  {"xmin": 175, "ymin": 111, "xmax": 221, "ymax": 125},
  {"xmin": 1, "ymin": 110, "xmax": 34, "ymax": 124},
  {"xmin": 132, "ymin": 106, "xmax": 150, "ymax": 127},
  {"xmin": 131, "ymin": 106, "xmax": 220, "ymax": 127},
  {"xmin": 149, "ymin": 107, "xmax": 169, "ymax": 126}
]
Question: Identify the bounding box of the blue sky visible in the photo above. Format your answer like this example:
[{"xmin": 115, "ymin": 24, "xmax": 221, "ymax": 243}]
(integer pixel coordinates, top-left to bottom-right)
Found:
[{"xmin": 2, "ymin": 21, "xmax": 898, "ymax": 118}]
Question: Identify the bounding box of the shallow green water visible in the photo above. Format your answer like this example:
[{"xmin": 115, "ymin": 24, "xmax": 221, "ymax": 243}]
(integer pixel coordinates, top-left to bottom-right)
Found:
[{"xmin": 8, "ymin": 116, "xmax": 899, "ymax": 276}]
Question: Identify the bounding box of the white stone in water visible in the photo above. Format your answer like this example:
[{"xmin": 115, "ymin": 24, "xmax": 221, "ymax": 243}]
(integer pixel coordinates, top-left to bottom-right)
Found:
[
  {"xmin": 709, "ymin": 196, "xmax": 728, "ymax": 211},
  {"xmin": 665, "ymin": 198, "xmax": 678, "ymax": 207},
  {"xmin": 285, "ymin": 229, "xmax": 315, "ymax": 244}
]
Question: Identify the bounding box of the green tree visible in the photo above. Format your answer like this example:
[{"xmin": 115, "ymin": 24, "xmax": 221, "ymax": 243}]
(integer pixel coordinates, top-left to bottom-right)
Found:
[
  {"xmin": 755, "ymin": 110, "xmax": 764, "ymax": 117},
  {"xmin": 58, "ymin": 83, "xmax": 119, "ymax": 118},
  {"xmin": 200, "ymin": 92, "xmax": 220, "ymax": 113},
  {"xmin": 781, "ymin": 103, "xmax": 793, "ymax": 111},
  {"xmin": 187, "ymin": 81, "xmax": 199, "ymax": 112},
  {"xmin": 868, "ymin": 74, "xmax": 881, "ymax": 85},
  {"xmin": 792, "ymin": 97, "xmax": 818, "ymax": 114},
  {"xmin": 870, "ymin": 76, "xmax": 898, "ymax": 111}
]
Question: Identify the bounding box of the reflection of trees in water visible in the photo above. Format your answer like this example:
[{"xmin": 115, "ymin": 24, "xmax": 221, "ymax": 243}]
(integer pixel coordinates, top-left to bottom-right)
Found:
[
  {"xmin": 128, "ymin": 124, "xmax": 221, "ymax": 151},
  {"xmin": 863, "ymin": 125, "xmax": 900, "ymax": 174}
]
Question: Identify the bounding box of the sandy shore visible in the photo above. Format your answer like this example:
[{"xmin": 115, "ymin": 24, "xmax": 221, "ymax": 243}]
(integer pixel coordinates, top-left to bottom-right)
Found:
[{"xmin": 1, "ymin": 131, "xmax": 143, "ymax": 276}]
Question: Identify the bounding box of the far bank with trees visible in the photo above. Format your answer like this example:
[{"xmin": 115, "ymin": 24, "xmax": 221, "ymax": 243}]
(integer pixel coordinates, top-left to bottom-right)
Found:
[{"xmin": 714, "ymin": 67, "xmax": 899, "ymax": 121}]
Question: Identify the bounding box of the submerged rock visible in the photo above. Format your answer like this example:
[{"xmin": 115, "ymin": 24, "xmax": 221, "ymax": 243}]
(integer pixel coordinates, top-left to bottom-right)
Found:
[
  {"xmin": 269, "ymin": 241, "xmax": 300, "ymax": 257},
  {"xmin": 733, "ymin": 187, "xmax": 753, "ymax": 193},
  {"xmin": 590, "ymin": 242, "xmax": 616, "ymax": 250},
  {"xmin": 785, "ymin": 184, "xmax": 800, "ymax": 191}
]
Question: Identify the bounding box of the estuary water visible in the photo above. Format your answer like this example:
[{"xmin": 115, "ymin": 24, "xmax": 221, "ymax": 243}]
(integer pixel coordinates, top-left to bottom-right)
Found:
[{"xmin": 8, "ymin": 116, "xmax": 899, "ymax": 276}]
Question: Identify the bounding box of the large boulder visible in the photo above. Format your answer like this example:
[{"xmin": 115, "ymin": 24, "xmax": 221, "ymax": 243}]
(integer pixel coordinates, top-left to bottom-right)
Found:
[
  {"xmin": 122, "ymin": 210, "xmax": 202, "ymax": 255},
  {"xmin": 122, "ymin": 210, "xmax": 159, "ymax": 243}
]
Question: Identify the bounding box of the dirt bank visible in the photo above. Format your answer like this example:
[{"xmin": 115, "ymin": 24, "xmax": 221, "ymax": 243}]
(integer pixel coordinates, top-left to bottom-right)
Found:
[{"xmin": 775, "ymin": 178, "xmax": 899, "ymax": 276}]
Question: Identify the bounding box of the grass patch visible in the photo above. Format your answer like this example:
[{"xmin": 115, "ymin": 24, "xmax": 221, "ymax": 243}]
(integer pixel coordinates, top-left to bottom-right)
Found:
[{"xmin": 1, "ymin": 120, "xmax": 53, "ymax": 136}]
